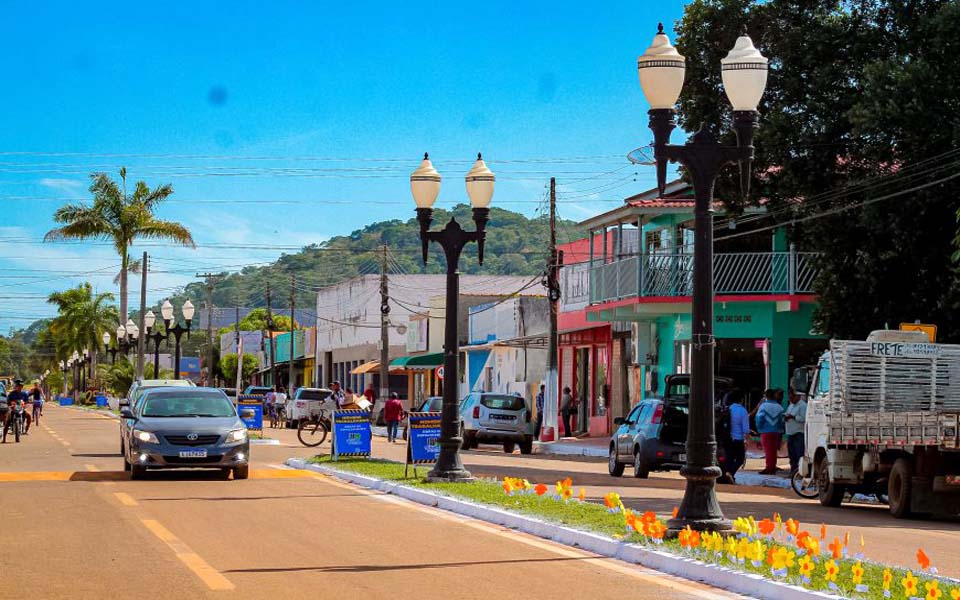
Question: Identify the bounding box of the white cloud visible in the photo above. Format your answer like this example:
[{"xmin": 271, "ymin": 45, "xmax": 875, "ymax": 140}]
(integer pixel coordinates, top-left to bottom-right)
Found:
[{"xmin": 39, "ymin": 178, "xmax": 86, "ymax": 195}]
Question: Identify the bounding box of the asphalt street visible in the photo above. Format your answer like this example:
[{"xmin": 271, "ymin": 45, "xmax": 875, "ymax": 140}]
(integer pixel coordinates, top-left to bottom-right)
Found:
[{"xmin": 0, "ymin": 405, "xmax": 738, "ymax": 600}]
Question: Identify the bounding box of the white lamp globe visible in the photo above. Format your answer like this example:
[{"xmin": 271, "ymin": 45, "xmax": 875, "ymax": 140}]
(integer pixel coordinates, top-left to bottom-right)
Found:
[
  {"xmin": 161, "ymin": 300, "xmax": 174, "ymax": 321},
  {"xmin": 182, "ymin": 300, "xmax": 195, "ymax": 321},
  {"xmin": 410, "ymin": 153, "xmax": 442, "ymax": 209},
  {"xmin": 637, "ymin": 23, "xmax": 686, "ymax": 110},
  {"xmin": 116, "ymin": 325, "xmax": 126, "ymax": 340},
  {"xmin": 721, "ymin": 31, "xmax": 768, "ymax": 111},
  {"xmin": 102, "ymin": 332, "xmax": 110, "ymax": 346},
  {"xmin": 465, "ymin": 154, "xmax": 495, "ymax": 209},
  {"xmin": 144, "ymin": 310, "xmax": 156, "ymax": 330}
]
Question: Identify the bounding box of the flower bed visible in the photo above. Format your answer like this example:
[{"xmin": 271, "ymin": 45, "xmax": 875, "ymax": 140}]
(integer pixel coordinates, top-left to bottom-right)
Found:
[{"xmin": 307, "ymin": 456, "xmax": 957, "ymax": 600}]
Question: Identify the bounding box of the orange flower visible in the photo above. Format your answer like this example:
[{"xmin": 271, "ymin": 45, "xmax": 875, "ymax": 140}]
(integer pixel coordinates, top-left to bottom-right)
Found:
[
  {"xmin": 795, "ymin": 531, "xmax": 810, "ymax": 550},
  {"xmin": 678, "ymin": 526, "xmax": 701, "ymax": 549},
  {"xmin": 918, "ymin": 547, "xmax": 932, "ymax": 570},
  {"xmin": 844, "ymin": 531, "xmax": 850, "ymax": 548},
  {"xmin": 502, "ymin": 480, "xmax": 513, "ymax": 494},
  {"xmin": 562, "ymin": 477, "xmax": 573, "ymax": 489},
  {"xmin": 577, "ymin": 488, "xmax": 586, "ymax": 502},
  {"xmin": 757, "ymin": 518, "xmax": 776, "ymax": 536},
  {"xmin": 829, "ymin": 538, "xmax": 843, "ymax": 560},
  {"xmin": 640, "ymin": 511, "xmax": 657, "ymax": 524},
  {"xmin": 671, "ymin": 506, "xmax": 679, "ymax": 518},
  {"xmin": 603, "ymin": 491, "xmax": 621, "ymax": 509},
  {"xmin": 820, "ymin": 523, "xmax": 826, "ymax": 540},
  {"xmin": 786, "ymin": 519, "xmax": 800, "ymax": 537},
  {"xmin": 534, "ymin": 483, "xmax": 547, "ymax": 496}
]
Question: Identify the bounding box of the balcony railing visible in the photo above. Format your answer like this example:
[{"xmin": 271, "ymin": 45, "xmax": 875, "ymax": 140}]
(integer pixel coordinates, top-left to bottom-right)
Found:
[{"xmin": 589, "ymin": 251, "xmax": 818, "ymax": 304}]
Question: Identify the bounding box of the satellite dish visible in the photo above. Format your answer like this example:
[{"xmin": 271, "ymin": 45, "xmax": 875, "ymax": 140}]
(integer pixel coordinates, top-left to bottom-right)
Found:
[
  {"xmin": 627, "ymin": 146, "xmax": 656, "ymax": 166},
  {"xmin": 396, "ymin": 324, "xmax": 408, "ymax": 335}
]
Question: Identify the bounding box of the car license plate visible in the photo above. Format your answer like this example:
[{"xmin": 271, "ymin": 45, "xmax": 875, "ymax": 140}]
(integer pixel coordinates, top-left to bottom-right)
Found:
[
  {"xmin": 490, "ymin": 414, "xmax": 515, "ymax": 421},
  {"xmin": 678, "ymin": 453, "xmax": 686, "ymax": 462},
  {"xmin": 179, "ymin": 449, "xmax": 207, "ymax": 458}
]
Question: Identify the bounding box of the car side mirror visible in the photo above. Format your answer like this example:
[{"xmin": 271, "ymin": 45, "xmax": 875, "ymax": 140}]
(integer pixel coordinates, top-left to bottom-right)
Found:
[
  {"xmin": 614, "ymin": 417, "xmax": 625, "ymax": 425},
  {"xmin": 120, "ymin": 408, "xmax": 136, "ymax": 420},
  {"xmin": 239, "ymin": 409, "xmax": 255, "ymax": 420}
]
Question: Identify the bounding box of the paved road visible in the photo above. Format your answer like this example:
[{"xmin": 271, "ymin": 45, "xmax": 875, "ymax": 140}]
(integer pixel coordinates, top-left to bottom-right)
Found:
[
  {"xmin": 362, "ymin": 433, "xmax": 960, "ymax": 577},
  {"xmin": 0, "ymin": 405, "xmax": 736, "ymax": 600}
]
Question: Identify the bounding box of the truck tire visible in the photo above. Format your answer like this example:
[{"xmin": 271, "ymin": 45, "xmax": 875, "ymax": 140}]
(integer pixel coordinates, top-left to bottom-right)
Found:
[
  {"xmin": 519, "ymin": 437, "xmax": 534, "ymax": 455},
  {"xmin": 888, "ymin": 458, "xmax": 913, "ymax": 518},
  {"xmin": 817, "ymin": 457, "xmax": 845, "ymax": 507},
  {"xmin": 608, "ymin": 445, "xmax": 625, "ymax": 477}
]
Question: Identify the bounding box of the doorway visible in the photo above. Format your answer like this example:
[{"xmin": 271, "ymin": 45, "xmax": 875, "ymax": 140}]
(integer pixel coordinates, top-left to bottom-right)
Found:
[{"xmin": 576, "ymin": 347, "xmax": 590, "ymax": 434}]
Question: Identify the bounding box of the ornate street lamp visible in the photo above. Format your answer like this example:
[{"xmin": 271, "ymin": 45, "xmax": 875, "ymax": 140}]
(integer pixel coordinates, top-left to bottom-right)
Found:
[
  {"xmin": 102, "ymin": 331, "xmax": 118, "ymax": 365},
  {"xmin": 162, "ymin": 300, "xmax": 194, "ymax": 380},
  {"xmin": 143, "ymin": 310, "xmax": 166, "ymax": 379},
  {"xmin": 638, "ymin": 23, "xmax": 767, "ymax": 534},
  {"xmin": 411, "ymin": 153, "xmax": 493, "ymax": 482}
]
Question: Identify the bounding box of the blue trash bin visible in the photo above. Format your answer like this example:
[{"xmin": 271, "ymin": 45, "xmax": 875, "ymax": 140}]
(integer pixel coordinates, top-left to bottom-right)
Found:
[{"xmin": 95, "ymin": 395, "xmax": 109, "ymax": 407}]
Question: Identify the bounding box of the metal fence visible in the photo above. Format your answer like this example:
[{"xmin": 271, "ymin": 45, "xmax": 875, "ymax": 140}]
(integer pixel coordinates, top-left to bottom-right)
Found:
[{"xmin": 589, "ymin": 251, "xmax": 818, "ymax": 303}]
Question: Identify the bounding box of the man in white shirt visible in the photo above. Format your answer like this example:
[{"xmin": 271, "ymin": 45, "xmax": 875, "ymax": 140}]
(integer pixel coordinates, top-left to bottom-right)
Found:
[{"xmin": 784, "ymin": 389, "xmax": 807, "ymax": 475}]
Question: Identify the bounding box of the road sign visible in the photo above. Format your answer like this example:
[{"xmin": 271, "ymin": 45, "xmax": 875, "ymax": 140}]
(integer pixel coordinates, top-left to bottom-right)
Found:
[
  {"xmin": 900, "ymin": 323, "xmax": 937, "ymax": 342},
  {"xmin": 237, "ymin": 402, "xmax": 263, "ymax": 431},
  {"xmin": 408, "ymin": 412, "xmax": 442, "ymax": 464},
  {"xmin": 332, "ymin": 410, "xmax": 371, "ymax": 460},
  {"xmin": 435, "ymin": 366, "xmax": 444, "ymax": 380}
]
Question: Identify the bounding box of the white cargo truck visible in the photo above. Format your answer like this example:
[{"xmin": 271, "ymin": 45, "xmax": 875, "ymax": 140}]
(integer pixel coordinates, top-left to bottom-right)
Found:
[{"xmin": 798, "ymin": 330, "xmax": 960, "ymax": 518}]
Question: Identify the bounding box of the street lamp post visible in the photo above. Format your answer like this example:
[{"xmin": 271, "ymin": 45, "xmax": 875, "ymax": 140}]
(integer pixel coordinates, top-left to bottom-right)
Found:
[
  {"xmin": 638, "ymin": 24, "xmax": 767, "ymax": 533},
  {"xmin": 81, "ymin": 348, "xmax": 90, "ymax": 392},
  {"xmin": 71, "ymin": 351, "xmax": 80, "ymax": 403},
  {"xmin": 162, "ymin": 300, "xmax": 194, "ymax": 380},
  {"xmin": 143, "ymin": 310, "xmax": 166, "ymax": 379},
  {"xmin": 410, "ymin": 153, "xmax": 494, "ymax": 482},
  {"xmin": 102, "ymin": 332, "xmax": 117, "ymax": 365}
]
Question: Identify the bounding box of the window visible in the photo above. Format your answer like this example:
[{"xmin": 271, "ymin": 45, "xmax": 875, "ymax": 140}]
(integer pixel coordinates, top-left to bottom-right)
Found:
[
  {"xmin": 625, "ymin": 403, "xmax": 643, "ymax": 425},
  {"xmin": 480, "ymin": 394, "xmax": 526, "ymax": 411},
  {"xmin": 141, "ymin": 392, "xmax": 235, "ymax": 418}
]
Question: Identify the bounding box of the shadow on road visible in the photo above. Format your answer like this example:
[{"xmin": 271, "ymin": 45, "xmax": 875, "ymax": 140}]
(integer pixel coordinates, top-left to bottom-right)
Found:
[
  {"xmin": 225, "ymin": 556, "xmax": 591, "ymax": 574},
  {"xmin": 71, "ymin": 453, "xmax": 122, "ymax": 458},
  {"xmin": 139, "ymin": 493, "xmax": 369, "ymax": 502}
]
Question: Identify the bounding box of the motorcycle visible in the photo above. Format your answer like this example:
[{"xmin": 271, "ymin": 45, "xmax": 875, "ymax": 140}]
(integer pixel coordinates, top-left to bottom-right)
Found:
[{"xmin": 3, "ymin": 403, "xmax": 25, "ymax": 443}]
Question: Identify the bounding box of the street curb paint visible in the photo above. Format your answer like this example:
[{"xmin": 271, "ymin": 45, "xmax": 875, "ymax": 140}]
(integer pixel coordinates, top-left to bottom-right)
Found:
[
  {"xmin": 250, "ymin": 438, "xmax": 281, "ymax": 445},
  {"xmin": 285, "ymin": 458, "xmax": 839, "ymax": 600},
  {"xmin": 64, "ymin": 405, "xmax": 120, "ymax": 420}
]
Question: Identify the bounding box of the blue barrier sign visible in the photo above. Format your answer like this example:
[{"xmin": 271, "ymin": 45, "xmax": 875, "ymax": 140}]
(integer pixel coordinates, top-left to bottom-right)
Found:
[
  {"xmin": 237, "ymin": 402, "xmax": 263, "ymax": 431},
  {"xmin": 408, "ymin": 412, "xmax": 442, "ymax": 464},
  {"xmin": 332, "ymin": 410, "xmax": 371, "ymax": 459}
]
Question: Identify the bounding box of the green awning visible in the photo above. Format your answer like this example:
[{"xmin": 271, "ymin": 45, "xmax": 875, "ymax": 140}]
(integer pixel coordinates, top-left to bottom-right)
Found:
[{"xmin": 389, "ymin": 352, "xmax": 444, "ymax": 371}]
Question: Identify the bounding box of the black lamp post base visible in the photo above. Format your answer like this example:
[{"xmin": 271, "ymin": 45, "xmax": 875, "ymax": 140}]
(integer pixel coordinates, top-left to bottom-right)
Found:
[
  {"xmin": 666, "ymin": 463, "xmax": 732, "ymax": 535},
  {"xmin": 424, "ymin": 469, "xmax": 475, "ymax": 483}
]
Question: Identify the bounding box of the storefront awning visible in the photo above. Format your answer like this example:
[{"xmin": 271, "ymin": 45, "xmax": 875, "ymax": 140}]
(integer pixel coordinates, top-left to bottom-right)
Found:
[
  {"xmin": 350, "ymin": 360, "xmax": 381, "ymax": 375},
  {"xmin": 389, "ymin": 352, "xmax": 443, "ymax": 371}
]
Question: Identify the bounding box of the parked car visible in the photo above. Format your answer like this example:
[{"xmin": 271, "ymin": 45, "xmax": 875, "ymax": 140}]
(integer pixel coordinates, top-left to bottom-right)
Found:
[
  {"xmin": 608, "ymin": 375, "xmax": 732, "ymax": 478},
  {"xmin": 119, "ymin": 387, "xmax": 251, "ymax": 480},
  {"xmin": 120, "ymin": 379, "xmax": 196, "ymax": 451},
  {"xmin": 460, "ymin": 392, "xmax": 534, "ymax": 454},
  {"xmin": 401, "ymin": 396, "xmax": 443, "ymax": 440},
  {"xmin": 241, "ymin": 385, "xmax": 272, "ymax": 397},
  {"xmin": 286, "ymin": 387, "xmax": 333, "ymax": 428},
  {"xmin": 219, "ymin": 387, "xmax": 238, "ymax": 400}
]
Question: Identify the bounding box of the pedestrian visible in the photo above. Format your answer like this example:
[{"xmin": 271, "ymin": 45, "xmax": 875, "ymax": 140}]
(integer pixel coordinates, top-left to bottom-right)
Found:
[
  {"xmin": 265, "ymin": 387, "xmax": 277, "ymax": 428},
  {"xmin": 384, "ymin": 392, "xmax": 404, "ymax": 443},
  {"xmin": 560, "ymin": 387, "xmax": 576, "ymax": 438},
  {"xmin": 363, "ymin": 383, "xmax": 377, "ymax": 411},
  {"xmin": 534, "ymin": 384, "xmax": 545, "ymax": 439},
  {"xmin": 330, "ymin": 381, "xmax": 347, "ymax": 409},
  {"xmin": 784, "ymin": 388, "xmax": 807, "ymax": 475},
  {"xmin": 756, "ymin": 388, "xmax": 785, "ymax": 474},
  {"xmin": 29, "ymin": 380, "xmax": 44, "ymax": 426},
  {"xmin": 722, "ymin": 389, "xmax": 750, "ymax": 481},
  {"xmin": 275, "ymin": 386, "xmax": 288, "ymax": 428}
]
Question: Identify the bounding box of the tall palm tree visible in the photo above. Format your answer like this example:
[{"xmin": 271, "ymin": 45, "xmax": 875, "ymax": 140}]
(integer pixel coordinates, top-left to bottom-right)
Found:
[
  {"xmin": 44, "ymin": 168, "xmax": 195, "ymax": 324},
  {"xmin": 47, "ymin": 283, "xmax": 119, "ymax": 374}
]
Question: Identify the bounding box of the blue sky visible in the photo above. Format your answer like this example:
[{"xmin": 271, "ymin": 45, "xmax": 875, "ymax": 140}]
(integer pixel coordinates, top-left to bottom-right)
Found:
[{"xmin": 0, "ymin": 0, "xmax": 688, "ymax": 331}]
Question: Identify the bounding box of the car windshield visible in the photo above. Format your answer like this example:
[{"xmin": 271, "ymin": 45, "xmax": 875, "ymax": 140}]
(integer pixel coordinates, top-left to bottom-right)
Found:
[
  {"xmin": 298, "ymin": 390, "xmax": 330, "ymax": 401},
  {"xmin": 480, "ymin": 394, "xmax": 525, "ymax": 411},
  {"xmin": 421, "ymin": 397, "xmax": 442, "ymax": 411},
  {"xmin": 141, "ymin": 391, "xmax": 236, "ymax": 418}
]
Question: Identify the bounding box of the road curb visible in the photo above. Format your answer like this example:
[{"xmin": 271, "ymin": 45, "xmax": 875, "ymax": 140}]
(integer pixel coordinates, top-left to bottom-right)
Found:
[
  {"xmin": 63, "ymin": 405, "xmax": 120, "ymax": 420},
  {"xmin": 285, "ymin": 458, "xmax": 839, "ymax": 600}
]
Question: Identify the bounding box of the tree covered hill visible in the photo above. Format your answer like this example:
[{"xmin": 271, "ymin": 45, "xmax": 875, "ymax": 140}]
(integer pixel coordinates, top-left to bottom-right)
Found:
[{"xmin": 176, "ymin": 204, "xmax": 581, "ymax": 310}]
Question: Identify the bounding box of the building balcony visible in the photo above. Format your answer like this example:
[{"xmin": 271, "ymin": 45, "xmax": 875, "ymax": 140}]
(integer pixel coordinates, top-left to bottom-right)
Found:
[{"xmin": 588, "ymin": 251, "xmax": 818, "ymax": 304}]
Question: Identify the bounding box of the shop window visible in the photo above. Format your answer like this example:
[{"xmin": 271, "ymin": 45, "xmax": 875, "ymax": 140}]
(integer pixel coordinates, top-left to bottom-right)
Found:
[{"xmin": 594, "ymin": 346, "xmax": 608, "ymax": 416}]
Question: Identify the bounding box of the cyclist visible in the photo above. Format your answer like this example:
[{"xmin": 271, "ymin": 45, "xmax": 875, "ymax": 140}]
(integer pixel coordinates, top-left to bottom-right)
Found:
[
  {"xmin": 6, "ymin": 379, "xmax": 31, "ymax": 435},
  {"xmin": 29, "ymin": 380, "xmax": 45, "ymax": 426}
]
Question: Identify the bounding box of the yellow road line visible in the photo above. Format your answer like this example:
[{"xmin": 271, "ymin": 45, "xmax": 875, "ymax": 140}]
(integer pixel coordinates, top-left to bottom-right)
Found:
[
  {"xmin": 113, "ymin": 492, "xmax": 138, "ymax": 507},
  {"xmin": 0, "ymin": 471, "xmax": 72, "ymax": 482},
  {"xmin": 140, "ymin": 519, "xmax": 234, "ymax": 591},
  {"xmin": 303, "ymin": 470, "xmax": 732, "ymax": 599}
]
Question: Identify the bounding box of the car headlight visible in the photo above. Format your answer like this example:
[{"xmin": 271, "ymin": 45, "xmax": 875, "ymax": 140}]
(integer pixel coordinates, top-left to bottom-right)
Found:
[
  {"xmin": 134, "ymin": 429, "xmax": 159, "ymax": 444},
  {"xmin": 226, "ymin": 428, "xmax": 248, "ymax": 443}
]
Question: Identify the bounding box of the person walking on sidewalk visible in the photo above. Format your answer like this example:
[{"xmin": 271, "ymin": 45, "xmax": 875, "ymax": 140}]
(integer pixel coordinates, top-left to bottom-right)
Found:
[
  {"xmin": 722, "ymin": 389, "xmax": 750, "ymax": 482},
  {"xmin": 784, "ymin": 389, "xmax": 807, "ymax": 475},
  {"xmin": 534, "ymin": 384, "xmax": 545, "ymax": 439},
  {"xmin": 756, "ymin": 388, "xmax": 785, "ymax": 474},
  {"xmin": 384, "ymin": 393, "xmax": 404, "ymax": 443},
  {"xmin": 560, "ymin": 387, "xmax": 576, "ymax": 438}
]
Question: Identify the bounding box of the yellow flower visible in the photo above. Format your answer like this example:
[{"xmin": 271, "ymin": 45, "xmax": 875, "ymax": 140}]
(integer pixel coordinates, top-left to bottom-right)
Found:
[
  {"xmin": 883, "ymin": 569, "xmax": 893, "ymax": 590},
  {"xmin": 927, "ymin": 581, "xmax": 943, "ymax": 600},
  {"xmin": 771, "ymin": 547, "xmax": 796, "ymax": 571},
  {"xmin": 746, "ymin": 539, "xmax": 765, "ymax": 562},
  {"xmin": 702, "ymin": 531, "xmax": 723, "ymax": 553},
  {"xmin": 725, "ymin": 535, "xmax": 739, "ymax": 557},
  {"xmin": 798, "ymin": 555, "xmax": 815, "ymax": 577},
  {"xmin": 823, "ymin": 559, "xmax": 839, "ymax": 583},
  {"xmin": 949, "ymin": 587, "xmax": 960, "ymax": 600},
  {"xmin": 902, "ymin": 572, "xmax": 919, "ymax": 597},
  {"xmin": 851, "ymin": 561, "xmax": 865, "ymax": 585}
]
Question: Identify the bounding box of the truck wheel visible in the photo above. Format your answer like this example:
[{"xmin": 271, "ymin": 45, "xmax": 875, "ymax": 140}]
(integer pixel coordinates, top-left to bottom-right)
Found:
[
  {"xmin": 519, "ymin": 437, "xmax": 534, "ymax": 455},
  {"xmin": 817, "ymin": 457, "xmax": 845, "ymax": 507},
  {"xmin": 608, "ymin": 445, "xmax": 625, "ymax": 477},
  {"xmin": 503, "ymin": 441, "xmax": 516, "ymax": 454},
  {"xmin": 888, "ymin": 458, "xmax": 913, "ymax": 518}
]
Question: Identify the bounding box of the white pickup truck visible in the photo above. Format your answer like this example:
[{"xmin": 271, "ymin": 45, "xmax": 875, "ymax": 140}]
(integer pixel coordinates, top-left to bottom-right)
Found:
[
  {"xmin": 285, "ymin": 387, "xmax": 333, "ymax": 428},
  {"xmin": 799, "ymin": 330, "xmax": 960, "ymax": 518}
]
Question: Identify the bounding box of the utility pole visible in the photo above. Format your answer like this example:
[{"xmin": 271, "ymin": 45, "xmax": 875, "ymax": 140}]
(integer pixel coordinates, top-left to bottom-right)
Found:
[
  {"xmin": 379, "ymin": 245, "xmax": 391, "ymax": 409},
  {"xmin": 196, "ymin": 273, "xmax": 223, "ymax": 386},
  {"xmin": 136, "ymin": 252, "xmax": 148, "ymax": 380},
  {"xmin": 266, "ymin": 282, "xmax": 277, "ymax": 389},
  {"xmin": 235, "ymin": 301, "xmax": 241, "ymax": 391},
  {"xmin": 544, "ymin": 178, "xmax": 561, "ymax": 441},
  {"xmin": 288, "ymin": 275, "xmax": 296, "ymax": 393}
]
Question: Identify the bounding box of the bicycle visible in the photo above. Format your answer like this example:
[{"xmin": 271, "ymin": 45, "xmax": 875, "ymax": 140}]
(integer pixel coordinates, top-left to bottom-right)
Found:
[{"xmin": 297, "ymin": 409, "xmax": 330, "ymax": 447}]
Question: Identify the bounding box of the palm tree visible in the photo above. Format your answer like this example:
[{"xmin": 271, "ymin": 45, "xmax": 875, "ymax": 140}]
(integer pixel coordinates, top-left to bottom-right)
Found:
[
  {"xmin": 47, "ymin": 283, "xmax": 119, "ymax": 376},
  {"xmin": 44, "ymin": 168, "xmax": 195, "ymax": 324}
]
